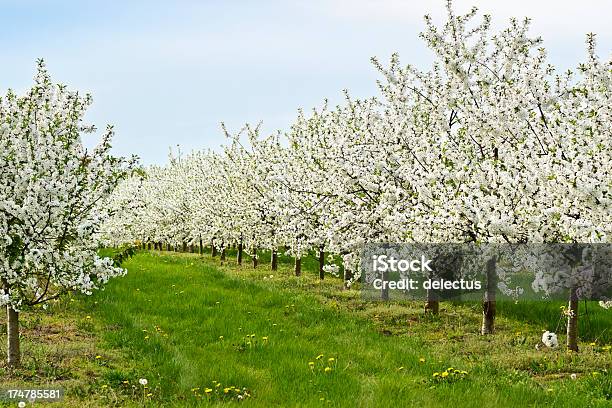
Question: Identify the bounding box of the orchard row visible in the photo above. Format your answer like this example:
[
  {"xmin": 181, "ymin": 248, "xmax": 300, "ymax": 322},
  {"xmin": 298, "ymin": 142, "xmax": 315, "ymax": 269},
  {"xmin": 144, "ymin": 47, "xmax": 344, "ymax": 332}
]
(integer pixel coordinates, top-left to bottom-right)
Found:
[{"xmin": 100, "ymin": 5, "xmax": 611, "ymax": 350}]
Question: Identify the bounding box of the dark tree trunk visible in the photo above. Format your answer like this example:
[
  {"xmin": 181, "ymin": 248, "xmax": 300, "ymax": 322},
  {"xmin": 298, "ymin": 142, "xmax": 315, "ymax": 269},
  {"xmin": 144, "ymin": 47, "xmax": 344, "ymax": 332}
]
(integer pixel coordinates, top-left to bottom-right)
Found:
[
  {"xmin": 199, "ymin": 236, "xmax": 203, "ymax": 255},
  {"xmin": 424, "ymin": 293, "xmax": 439, "ymax": 314},
  {"xmin": 425, "ymin": 266, "xmax": 439, "ymax": 314},
  {"xmin": 567, "ymin": 285, "xmax": 579, "ymax": 351},
  {"xmin": 381, "ymin": 269, "xmax": 389, "ymax": 300},
  {"xmin": 318, "ymin": 247, "xmax": 325, "ymax": 280},
  {"xmin": 343, "ymin": 268, "xmax": 353, "ymax": 290},
  {"xmin": 182, "ymin": 242, "xmax": 187, "ymax": 252},
  {"xmin": 7, "ymin": 306, "xmax": 20, "ymax": 367},
  {"xmin": 253, "ymin": 247, "xmax": 258, "ymax": 268},
  {"xmin": 294, "ymin": 257, "xmax": 301, "ymax": 276},
  {"xmin": 220, "ymin": 247, "xmax": 226, "ymax": 262},
  {"xmin": 212, "ymin": 244, "xmax": 218, "ymax": 257},
  {"xmin": 481, "ymin": 256, "xmax": 497, "ymax": 335},
  {"xmin": 271, "ymin": 249, "xmax": 278, "ymax": 271},
  {"xmin": 237, "ymin": 240, "xmax": 243, "ymax": 265}
]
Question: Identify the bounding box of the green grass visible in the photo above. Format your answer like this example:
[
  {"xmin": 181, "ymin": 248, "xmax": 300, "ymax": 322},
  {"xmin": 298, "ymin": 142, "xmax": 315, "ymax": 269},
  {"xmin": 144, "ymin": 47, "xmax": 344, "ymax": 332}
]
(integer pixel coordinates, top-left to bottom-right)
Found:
[{"xmin": 1, "ymin": 249, "xmax": 610, "ymax": 407}]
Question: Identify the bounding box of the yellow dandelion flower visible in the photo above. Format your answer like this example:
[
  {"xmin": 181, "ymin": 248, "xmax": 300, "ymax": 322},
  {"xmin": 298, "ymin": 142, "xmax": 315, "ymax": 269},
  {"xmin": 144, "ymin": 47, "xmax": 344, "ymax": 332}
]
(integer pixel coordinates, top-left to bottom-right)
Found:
[
  {"xmin": 324, "ymin": 367, "xmax": 332, "ymax": 373},
  {"xmin": 316, "ymin": 354, "xmax": 324, "ymax": 360},
  {"xmin": 441, "ymin": 372, "xmax": 449, "ymax": 378},
  {"xmin": 95, "ymin": 355, "xmax": 102, "ymax": 359},
  {"xmin": 328, "ymin": 357, "xmax": 335, "ymax": 363},
  {"xmin": 204, "ymin": 388, "xmax": 213, "ymax": 393},
  {"xmin": 419, "ymin": 358, "xmax": 425, "ymax": 363}
]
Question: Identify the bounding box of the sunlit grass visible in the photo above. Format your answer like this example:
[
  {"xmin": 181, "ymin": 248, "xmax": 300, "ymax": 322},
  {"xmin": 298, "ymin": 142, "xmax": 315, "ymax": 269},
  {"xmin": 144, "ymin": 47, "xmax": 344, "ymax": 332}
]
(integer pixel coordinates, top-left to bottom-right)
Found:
[{"xmin": 1, "ymin": 249, "xmax": 610, "ymax": 407}]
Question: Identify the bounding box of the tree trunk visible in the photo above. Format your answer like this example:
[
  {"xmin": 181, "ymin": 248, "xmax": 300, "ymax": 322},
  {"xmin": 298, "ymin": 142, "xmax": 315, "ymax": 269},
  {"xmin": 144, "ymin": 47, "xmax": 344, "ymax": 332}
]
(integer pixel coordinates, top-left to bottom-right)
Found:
[
  {"xmin": 424, "ymin": 266, "xmax": 439, "ymax": 314},
  {"xmin": 424, "ymin": 290, "xmax": 439, "ymax": 314},
  {"xmin": 7, "ymin": 306, "xmax": 20, "ymax": 367},
  {"xmin": 343, "ymin": 269, "xmax": 352, "ymax": 290},
  {"xmin": 182, "ymin": 242, "xmax": 187, "ymax": 252},
  {"xmin": 252, "ymin": 247, "xmax": 258, "ymax": 268},
  {"xmin": 481, "ymin": 256, "xmax": 497, "ymax": 335},
  {"xmin": 220, "ymin": 247, "xmax": 226, "ymax": 262},
  {"xmin": 199, "ymin": 236, "xmax": 203, "ymax": 255},
  {"xmin": 318, "ymin": 247, "xmax": 325, "ymax": 280},
  {"xmin": 567, "ymin": 285, "xmax": 579, "ymax": 351},
  {"xmin": 271, "ymin": 249, "xmax": 278, "ymax": 271},
  {"xmin": 381, "ymin": 269, "xmax": 389, "ymax": 300},
  {"xmin": 237, "ymin": 240, "xmax": 243, "ymax": 265},
  {"xmin": 295, "ymin": 257, "xmax": 301, "ymax": 276},
  {"xmin": 212, "ymin": 244, "xmax": 218, "ymax": 257}
]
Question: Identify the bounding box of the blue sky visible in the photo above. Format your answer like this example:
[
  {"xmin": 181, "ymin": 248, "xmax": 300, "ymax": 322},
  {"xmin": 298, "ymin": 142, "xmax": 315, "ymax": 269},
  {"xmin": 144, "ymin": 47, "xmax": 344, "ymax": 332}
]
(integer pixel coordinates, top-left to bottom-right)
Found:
[{"xmin": 1, "ymin": 0, "xmax": 610, "ymax": 165}]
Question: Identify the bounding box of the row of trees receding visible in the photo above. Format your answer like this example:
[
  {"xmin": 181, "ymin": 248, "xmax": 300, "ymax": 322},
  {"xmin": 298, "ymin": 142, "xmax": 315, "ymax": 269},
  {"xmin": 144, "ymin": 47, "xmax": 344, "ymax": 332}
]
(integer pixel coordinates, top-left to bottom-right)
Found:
[{"xmin": 102, "ymin": 3, "xmax": 611, "ymax": 352}]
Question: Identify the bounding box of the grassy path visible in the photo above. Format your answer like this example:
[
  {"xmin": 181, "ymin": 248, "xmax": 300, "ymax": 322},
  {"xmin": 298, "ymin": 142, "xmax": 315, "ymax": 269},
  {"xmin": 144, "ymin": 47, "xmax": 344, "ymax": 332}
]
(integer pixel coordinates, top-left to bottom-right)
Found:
[{"xmin": 82, "ymin": 251, "xmax": 609, "ymax": 407}]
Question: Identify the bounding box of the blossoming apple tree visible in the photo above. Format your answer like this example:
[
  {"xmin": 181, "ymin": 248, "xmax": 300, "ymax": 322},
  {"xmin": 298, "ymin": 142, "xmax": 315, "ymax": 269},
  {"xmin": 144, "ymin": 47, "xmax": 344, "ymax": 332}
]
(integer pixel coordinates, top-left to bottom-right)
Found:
[{"xmin": 0, "ymin": 60, "xmax": 136, "ymax": 367}]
